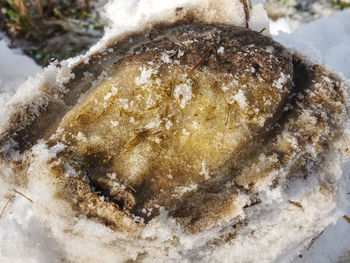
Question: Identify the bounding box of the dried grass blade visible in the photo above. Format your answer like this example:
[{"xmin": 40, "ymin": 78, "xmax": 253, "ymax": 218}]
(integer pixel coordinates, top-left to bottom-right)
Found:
[
  {"xmin": 13, "ymin": 189, "xmax": 33, "ymax": 203},
  {"xmin": 187, "ymin": 45, "xmax": 214, "ymax": 79},
  {"xmin": 240, "ymin": 0, "xmax": 250, "ymax": 28},
  {"xmin": 0, "ymin": 193, "xmax": 16, "ymax": 219},
  {"xmin": 343, "ymin": 215, "xmax": 350, "ymax": 224},
  {"xmin": 307, "ymin": 230, "xmax": 324, "ymax": 250},
  {"xmin": 35, "ymin": 0, "xmax": 43, "ymax": 18}
]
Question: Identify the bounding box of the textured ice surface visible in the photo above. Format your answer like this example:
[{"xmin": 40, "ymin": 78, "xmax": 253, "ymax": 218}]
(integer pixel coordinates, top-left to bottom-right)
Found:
[{"xmin": 0, "ymin": 1, "xmax": 350, "ymax": 263}]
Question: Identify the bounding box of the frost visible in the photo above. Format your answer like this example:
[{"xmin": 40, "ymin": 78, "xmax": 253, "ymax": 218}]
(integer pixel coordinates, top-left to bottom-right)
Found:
[
  {"xmin": 0, "ymin": 38, "xmax": 41, "ymax": 114},
  {"xmin": 160, "ymin": 52, "xmax": 172, "ymax": 63},
  {"xmin": 165, "ymin": 120, "xmax": 173, "ymax": 130},
  {"xmin": 64, "ymin": 163, "xmax": 79, "ymax": 178},
  {"xmin": 221, "ymin": 86, "xmax": 229, "ymax": 92},
  {"xmin": 229, "ymin": 89, "xmax": 247, "ymax": 108},
  {"xmin": 273, "ymin": 72, "xmax": 289, "ymax": 90},
  {"xmin": 174, "ymin": 80, "xmax": 194, "ymax": 109},
  {"xmin": 104, "ymin": 86, "xmax": 118, "ymax": 100},
  {"xmin": 146, "ymin": 96, "xmax": 156, "ymax": 109},
  {"xmin": 135, "ymin": 67, "xmax": 157, "ymax": 86},
  {"xmin": 177, "ymin": 50, "xmax": 185, "ymax": 58},
  {"xmin": 217, "ymin": 46, "xmax": 225, "ymax": 54},
  {"xmin": 192, "ymin": 121, "xmax": 199, "ymax": 129},
  {"xmin": 200, "ymin": 160, "xmax": 210, "ymax": 179},
  {"xmin": 50, "ymin": 142, "xmax": 66, "ymax": 154},
  {"xmin": 182, "ymin": 128, "xmax": 190, "ymax": 136},
  {"xmin": 145, "ymin": 119, "xmax": 162, "ymax": 129},
  {"xmin": 77, "ymin": 132, "xmax": 87, "ymax": 142},
  {"xmin": 111, "ymin": 120, "xmax": 119, "ymax": 127},
  {"xmin": 118, "ymin": 98, "xmax": 129, "ymax": 109},
  {"xmin": 91, "ymin": 70, "xmax": 108, "ymax": 90},
  {"xmin": 177, "ymin": 183, "xmax": 198, "ymax": 195},
  {"xmin": 266, "ymin": 45, "xmax": 275, "ymax": 53},
  {"xmin": 107, "ymin": 172, "xmax": 117, "ymax": 180}
]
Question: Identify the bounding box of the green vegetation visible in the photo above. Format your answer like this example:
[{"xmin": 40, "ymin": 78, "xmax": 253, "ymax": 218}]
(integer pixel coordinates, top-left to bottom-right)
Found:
[
  {"xmin": 331, "ymin": 0, "xmax": 350, "ymax": 10},
  {"xmin": 0, "ymin": 0, "xmax": 104, "ymax": 66}
]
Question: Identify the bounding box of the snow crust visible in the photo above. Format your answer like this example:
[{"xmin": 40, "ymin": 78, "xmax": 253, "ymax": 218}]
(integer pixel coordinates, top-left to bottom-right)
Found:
[{"xmin": 89, "ymin": 0, "xmax": 269, "ymax": 54}]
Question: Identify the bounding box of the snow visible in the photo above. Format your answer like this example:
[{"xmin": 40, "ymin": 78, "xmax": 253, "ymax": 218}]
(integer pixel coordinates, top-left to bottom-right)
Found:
[
  {"xmin": 273, "ymin": 11, "xmax": 350, "ymax": 79},
  {"xmin": 0, "ymin": 1, "xmax": 350, "ymax": 263},
  {"xmin": 270, "ymin": 18, "xmax": 292, "ymax": 35},
  {"xmin": 89, "ymin": 0, "xmax": 269, "ymax": 54},
  {"xmin": 0, "ymin": 37, "xmax": 42, "ymax": 117},
  {"xmin": 248, "ymin": 3, "xmax": 270, "ymax": 33},
  {"xmin": 102, "ymin": 0, "xmax": 246, "ymax": 36}
]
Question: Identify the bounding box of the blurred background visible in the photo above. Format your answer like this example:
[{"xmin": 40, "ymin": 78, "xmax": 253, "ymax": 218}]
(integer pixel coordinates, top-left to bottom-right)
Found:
[{"xmin": 0, "ymin": 0, "xmax": 105, "ymax": 66}]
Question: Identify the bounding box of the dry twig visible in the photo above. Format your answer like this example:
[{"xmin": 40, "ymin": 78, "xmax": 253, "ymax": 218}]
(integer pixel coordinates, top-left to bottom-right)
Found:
[
  {"xmin": 288, "ymin": 200, "xmax": 303, "ymax": 209},
  {"xmin": 240, "ymin": 0, "xmax": 250, "ymax": 28},
  {"xmin": 128, "ymin": 185, "xmax": 137, "ymax": 193},
  {"xmin": 13, "ymin": 189, "xmax": 33, "ymax": 203},
  {"xmin": 307, "ymin": 230, "xmax": 324, "ymax": 250},
  {"xmin": 0, "ymin": 193, "xmax": 16, "ymax": 219},
  {"xmin": 259, "ymin": 27, "xmax": 266, "ymax": 34},
  {"xmin": 344, "ymin": 215, "xmax": 350, "ymax": 224},
  {"xmin": 187, "ymin": 45, "xmax": 214, "ymax": 79},
  {"xmin": 0, "ymin": 189, "xmax": 33, "ymax": 219},
  {"xmin": 248, "ymin": 0, "xmax": 252, "ymax": 9}
]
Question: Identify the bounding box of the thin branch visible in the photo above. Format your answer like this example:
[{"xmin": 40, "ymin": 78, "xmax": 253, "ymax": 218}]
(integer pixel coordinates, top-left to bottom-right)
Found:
[
  {"xmin": 288, "ymin": 200, "xmax": 303, "ymax": 209},
  {"xmin": 13, "ymin": 189, "xmax": 33, "ymax": 203},
  {"xmin": 307, "ymin": 230, "xmax": 324, "ymax": 250},
  {"xmin": 240, "ymin": 0, "xmax": 250, "ymax": 28},
  {"xmin": 0, "ymin": 194, "xmax": 16, "ymax": 219},
  {"xmin": 259, "ymin": 27, "xmax": 266, "ymax": 34},
  {"xmin": 248, "ymin": 0, "xmax": 253, "ymax": 9},
  {"xmin": 344, "ymin": 215, "xmax": 350, "ymax": 224},
  {"xmin": 128, "ymin": 185, "xmax": 137, "ymax": 193},
  {"xmin": 187, "ymin": 45, "xmax": 215, "ymax": 79}
]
